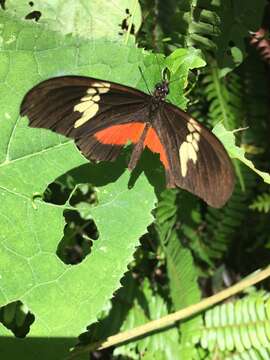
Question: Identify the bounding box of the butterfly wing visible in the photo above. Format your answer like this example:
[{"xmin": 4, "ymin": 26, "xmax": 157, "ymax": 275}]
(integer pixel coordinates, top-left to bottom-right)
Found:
[
  {"xmin": 20, "ymin": 76, "xmax": 150, "ymax": 162},
  {"xmin": 152, "ymin": 102, "xmax": 235, "ymax": 208},
  {"xmin": 20, "ymin": 75, "xmax": 234, "ymax": 207}
]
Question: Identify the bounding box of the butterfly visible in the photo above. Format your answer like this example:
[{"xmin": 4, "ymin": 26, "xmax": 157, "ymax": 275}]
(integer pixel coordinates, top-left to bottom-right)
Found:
[{"xmin": 20, "ymin": 73, "xmax": 234, "ymax": 208}]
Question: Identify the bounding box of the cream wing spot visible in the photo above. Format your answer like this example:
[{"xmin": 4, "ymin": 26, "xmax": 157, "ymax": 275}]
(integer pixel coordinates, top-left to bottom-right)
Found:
[
  {"xmin": 83, "ymin": 103, "xmax": 99, "ymax": 118},
  {"xmin": 81, "ymin": 95, "xmax": 94, "ymax": 101},
  {"xmin": 74, "ymin": 103, "xmax": 99, "ymax": 128},
  {"xmin": 179, "ymin": 126, "xmax": 201, "ymax": 177},
  {"xmin": 179, "ymin": 142, "xmax": 199, "ymax": 177},
  {"xmin": 73, "ymin": 84, "xmax": 105, "ymax": 128},
  {"xmin": 188, "ymin": 143, "xmax": 197, "ymax": 163},
  {"xmin": 92, "ymin": 94, "xmax": 101, "ymax": 102},
  {"xmin": 188, "ymin": 123, "xmax": 194, "ymax": 133},
  {"xmin": 189, "ymin": 118, "xmax": 201, "ymax": 133},
  {"xmin": 98, "ymin": 87, "xmax": 110, "ymax": 94},
  {"xmin": 193, "ymin": 132, "xmax": 200, "ymax": 141},
  {"xmin": 87, "ymin": 88, "xmax": 97, "ymax": 95},
  {"xmin": 74, "ymin": 100, "xmax": 94, "ymax": 113},
  {"xmin": 91, "ymin": 81, "xmax": 111, "ymax": 88},
  {"xmin": 179, "ymin": 142, "xmax": 189, "ymax": 177},
  {"xmin": 192, "ymin": 141, "xmax": 199, "ymax": 152}
]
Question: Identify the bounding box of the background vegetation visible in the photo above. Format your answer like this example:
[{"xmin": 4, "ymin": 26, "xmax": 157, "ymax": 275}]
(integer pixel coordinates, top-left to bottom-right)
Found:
[{"xmin": 0, "ymin": 0, "xmax": 270, "ymax": 359}]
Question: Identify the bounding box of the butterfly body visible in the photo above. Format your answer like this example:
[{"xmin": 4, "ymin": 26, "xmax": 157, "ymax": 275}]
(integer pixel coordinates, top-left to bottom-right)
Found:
[{"xmin": 20, "ymin": 75, "xmax": 234, "ymax": 208}]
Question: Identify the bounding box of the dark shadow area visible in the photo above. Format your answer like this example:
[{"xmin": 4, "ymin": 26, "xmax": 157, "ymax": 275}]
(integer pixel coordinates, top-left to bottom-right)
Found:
[
  {"xmin": 44, "ymin": 147, "xmax": 165, "ymax": 206},
  {"xmin": 0, "ymin": 337, "xmax": 82, "ymax": 360},
  {"xmin": 128, "ymin": 148, "xmax": 166, "ymax": 197},
  {"xmin": 43, "ymin": 151, "xmax": 129, "ymax": 206}
]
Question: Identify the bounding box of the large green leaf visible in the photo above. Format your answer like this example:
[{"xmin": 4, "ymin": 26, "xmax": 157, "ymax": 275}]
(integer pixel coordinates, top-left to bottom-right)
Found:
[
  {"xmin": 0, "ymin": 12, "xmax": 156, "ymax": 358},
  {"xmin": 1, "ymin": 0, "xmax": 142, "ymax": 41}
]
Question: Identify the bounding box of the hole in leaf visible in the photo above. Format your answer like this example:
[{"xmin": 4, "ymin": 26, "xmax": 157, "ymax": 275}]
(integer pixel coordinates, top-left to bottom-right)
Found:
[
  {"xmin": 0, "ymin": 301, "xmax": 35, "ymax": 338},
  {"xmin": 57, "ymin": 210, "xmax": 99, "ymax": 265},
  {"xmin": 69, "ymin": 184, "xmax": 98, "ymax": 207},
  {"xmin": 118, "ymin": 7, "xmax": 135, "ymax": 36},
  {"xmin": 25, "ymin": 10, "xmax": 41, "ymax": 22},
  {"xmin": 43, "ymin": 178, "xmax": 74, "ymax": 205},
  {"xmin": 44, "ymin": 177, "xmax": 98, "ymax": 206},
  {"xmin": 29, "ymin": 1, "xmax": 34, "ymax": 6},
  {"xmin": 0, "ymin": 0, "xmax": 6, "ymax": 10}
]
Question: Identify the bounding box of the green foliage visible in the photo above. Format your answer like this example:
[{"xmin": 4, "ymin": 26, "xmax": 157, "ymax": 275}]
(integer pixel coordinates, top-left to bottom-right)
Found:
[
  {"xmin": 155, "ymin": 189, "xmax": 202, "ymax": 358},
  {"xmin": 203, "ymin": 67, "xmax": 244, "ymax": 129},
  {"xmin": 113, "ymin": 279, "xmax": 181, "ymax": 359},
  {"xmin": 250, "ymin": 193, "xmax": 270, "ymax": 213},
  {"xmin": 141, "ymin": 0, "xmax": 266, "ymax": 68},
  {"xmin": 199, "ymin": 291, "xmax": 270, "ymax": 355},
  {"xmin": 184, "ymin": 165, "xmax": 255, "ymax": 264},
  {"xmin": 0, "ymin": 1, "xmax": 270, "ymax": 360}
]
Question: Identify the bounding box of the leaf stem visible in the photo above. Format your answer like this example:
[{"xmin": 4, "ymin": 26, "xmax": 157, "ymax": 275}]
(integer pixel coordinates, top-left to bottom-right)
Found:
[
  {"xmin": 124, "ymin": 0, "xmax": 138, "ymax": 45},
  {"xmin": 68, "ymin": 266, "xmax": 270, "ymax": 359}
]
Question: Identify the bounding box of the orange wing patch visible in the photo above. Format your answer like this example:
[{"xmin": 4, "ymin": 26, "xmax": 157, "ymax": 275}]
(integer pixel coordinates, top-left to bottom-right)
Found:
[
  {"xmin": 94, "ymin": 123, "xmax": 169, "ymax": 169},
  {"xmin": 144, "ymin": 128, "xmax": 169, "ymax": 169},
  {"xmin": 94, "ymin": 122, "xmax": 145, "ymax": 145}
]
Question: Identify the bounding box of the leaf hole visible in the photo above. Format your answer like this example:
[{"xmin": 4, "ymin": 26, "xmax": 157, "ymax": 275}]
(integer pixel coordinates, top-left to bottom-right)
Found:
[
  {"xmin": 25, "ymin": 10, "xmax": 41, "ymax": 22},
  {"xmin": 44, "ymin": 179, "xmax": 73, "ymax": 205},
  {"xmin": 29, "ymin": 1, "xmax": 34, "ymax": 6},
  {"xmin": 0, "ymin": 301, "xmax": 35, "ymax": 338},
  {"xmin": 44, "ymin": 177, "xmax": 98, "ymax": 207},
  {"xmin": 118, "ymin": 7, "xmax": 135, "ymax": 36},
  {"xmin": 57, "ymin": 210, "xmax": 99, "ymax": 265}
]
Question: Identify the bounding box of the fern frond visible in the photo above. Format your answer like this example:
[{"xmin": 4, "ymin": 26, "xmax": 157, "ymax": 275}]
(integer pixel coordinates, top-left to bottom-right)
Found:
[
  {"xmin": 200, "ymin": 291, "xmax": 270, "ymax": 353},
  {"xmin": 175, "ymin": 1, "xmax": 221, "ymax": 51},
  {"xmin": 250, "ymin": 193, "xmax": 270, "ymax": 213},
  {"xmin": 113, "ymin": 279, "xmax": 181, "ymax": 359},
  {"xmin": 180, "ymin": 164, "xmax": 256, "ymax": 265},
  {"xmin": 155, "ymin": 189, "xmax": 202, "ymax": 358},
  {"xmin": 155, "ymin": 189, "xmax": 178, "ymax": 243},
  {"xmin": 203, "ymin": 63, "xmax": 244, "ymax": 129},
  {"xmin": 225, "ymin": 347, "xmax": 270, "ymax": 360},
  {"xmin": 203, "ymin": 165, "xmax": 256, "ymax": 261}
]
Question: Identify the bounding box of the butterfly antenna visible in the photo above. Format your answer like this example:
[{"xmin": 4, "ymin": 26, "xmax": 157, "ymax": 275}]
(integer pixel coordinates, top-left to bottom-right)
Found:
[
  {"xmin": 167, "ymin": 75, "xmax": 186, "ymax": 85},
  {"xmin": 139, "ymin": 66, "xmax": 151, "ymax": 95},
  {"xmin": 154, "ymin": 53, "xmax": 163, "ymax": 78}
]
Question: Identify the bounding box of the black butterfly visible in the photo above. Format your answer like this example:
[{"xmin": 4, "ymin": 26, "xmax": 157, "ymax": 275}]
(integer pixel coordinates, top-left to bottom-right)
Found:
[{"xmin": 20, "ymin": 73, "xmax": 234, "ymax": 208}]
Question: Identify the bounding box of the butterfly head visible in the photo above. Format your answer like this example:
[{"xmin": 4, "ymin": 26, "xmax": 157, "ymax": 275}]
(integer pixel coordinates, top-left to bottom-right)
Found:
[{"xmin": 153, "ymin": 80, "xmax": 169, "ymax": 101}]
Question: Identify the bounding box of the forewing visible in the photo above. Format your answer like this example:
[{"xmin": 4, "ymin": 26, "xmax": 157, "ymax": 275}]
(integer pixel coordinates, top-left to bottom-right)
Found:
[
  {"xmin": 153, "ymin": 103, "xmax": 235, "ymax": 208},
  {"xmin": 20, "ymin": 76, "xmax": 150, "ymax": 162}
]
